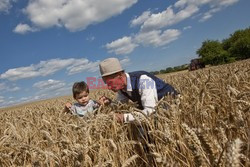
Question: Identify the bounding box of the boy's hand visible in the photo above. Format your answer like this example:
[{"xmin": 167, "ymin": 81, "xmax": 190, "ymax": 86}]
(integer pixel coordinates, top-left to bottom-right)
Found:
[
  {"xmin": 64, "ymin": 102, "xmax": 72, "ymax": 113},
  {"xmin": 98, "ymin": 96, "xmax": 111, "ymax": 106},
  {"xmin": 115, "ymin": 113, "xmax": 124, "ymax": 123},
  {"xmin": 65, "ymin": 102, "xmax": 72, "ymax": 109}
]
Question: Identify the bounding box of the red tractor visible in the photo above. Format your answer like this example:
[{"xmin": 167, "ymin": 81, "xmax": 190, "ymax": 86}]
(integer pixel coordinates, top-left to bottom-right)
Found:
[{"xmin": 189, "ymin": 58, "xmax": 205, "ymax": 71}]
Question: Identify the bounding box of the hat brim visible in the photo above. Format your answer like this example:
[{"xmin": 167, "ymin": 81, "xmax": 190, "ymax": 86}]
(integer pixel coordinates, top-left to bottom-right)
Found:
[{"xmin": 101, "ymin": 69, "xmax": 124, "ymax": 77}]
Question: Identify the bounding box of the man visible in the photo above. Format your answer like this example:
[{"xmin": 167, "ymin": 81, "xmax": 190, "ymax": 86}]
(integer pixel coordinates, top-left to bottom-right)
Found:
[{"xmin": 99, "ymin": 57, "xmax": 178, "ymax": 123}]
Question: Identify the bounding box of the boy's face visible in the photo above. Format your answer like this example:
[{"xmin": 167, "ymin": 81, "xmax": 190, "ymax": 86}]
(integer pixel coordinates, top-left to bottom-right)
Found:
[
  {"xmin": 75, "ymin": 91, "xmax": 89, "ymax": 106},
  {"xmin": 103, "ymin": 73, "xmax": 126, "ymax": 92}
]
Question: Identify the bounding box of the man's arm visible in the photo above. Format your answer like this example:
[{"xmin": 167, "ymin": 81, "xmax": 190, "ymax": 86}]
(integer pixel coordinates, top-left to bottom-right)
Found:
[{"xmin": 123, "ymin": 75, "xmax": 158, "ymax": 123}]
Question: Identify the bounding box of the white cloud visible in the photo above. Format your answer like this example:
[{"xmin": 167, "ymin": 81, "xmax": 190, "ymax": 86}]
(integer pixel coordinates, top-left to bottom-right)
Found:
[
  {"xmin": 32, "ymin": 79, "xmax": 72, "ymax": 100},
  {"xmin": 120, "ymin": 57, "xmax": 131, "ymax": 67},
  {"xmin": 105, "ymin": 0, "xmax": 239, "ymax": 55},
  {"xmin": 0, "ymin": 59, "xmax": 74, "ymax": 81},
  {"xmin": 66, "ymin": 59, "xmax": 100, "ymax": 75},
  {"xmin": 13, "ymin": 23, "xmax": 38, "ymax": 34},
  {"xmin": 0, "ymin": 95, "xmax": 43, "ymax": 108},
  {"xmin": 130, "ymin": 0, "xmax": 239, "ymax": 31},
  {"xmin": 106, "ymin": 2, "xmax": 198, "ymax": 54},
  {"xmin": 174, "ymin": 0, "xmax": 239, "ymax": 9},
  {"xmin": 34, "ymin": 79, "xmax": 72, "ymax": 99},
  {"xmin": 0, "ymin": 58, "xmax": 100, "ymax": 81},
  {"xmin": 183, "ymin": 25, "xmax": 192, "ymax": 30},
  {"xmin": 140, "ymin": 5, "xmax": 199, "ymax": 32},
  {"xmin": 0, "ymin": 82, "xmax": 20, "ymax": 92},
  {"xmin": 130, "ymin": 10, "xmax": 151, "ymax": 27},
  {"xmin": 0, "ymin": 0, "xmax": 16, "ymax": 12},
  {"xmin": 173, "ymin": 0, "xmax": 239, "ymax": 22},
  {"xmin": 0, "ymin": 83, "xmax": 5, "ymax": 91},
  {"xmin": 86, "ymin": 36, "xmax": 95, "ymax": 41},
  {"xmin": 199, "ymin": 0, "xmax": 239, "ymax": 22},
  {"xmin": 33, "ymin": 79, "xmax": 65, "ymax": 91},
  {"xmin": 22, "ymin": 0, "xmax": 138, "ymax": 32},
  {"xmin": 174, "ymin": 0, "xmax": 212, "ymax": 8},
  {"xmin": 106, "ymin": 36, "xmax": 138, "ymax": 55},
  {"xmin": 199, "ymin": 7, "xmax": 221, "ymax": 22},
  {"xmin": 105, "ymin": 29, "xmax": 181, "ymax": 55},
  {"xmin": 0, "ymin": 86, "xmax": 72, "ymax": 107},
  {"xmin": 9, "ymin": 86, "xmax": 20, "ymax": 92},
  {"xmin": 212, "ymin": 0, "xmax": 239, "ymax": 7},
  {"xmin": 135, "ymin": 29, "xmax": 181, "ymax": 47},
  {"xmin": 0, "ymin": 96, "xmax": 4, "ymax": 103}
]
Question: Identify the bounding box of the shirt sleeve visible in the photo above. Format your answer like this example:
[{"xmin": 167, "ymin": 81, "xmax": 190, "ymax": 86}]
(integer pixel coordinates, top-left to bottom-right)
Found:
[
  {"xmin": 70, "ymin": 104, "xmax": 77, "ymax": 115},
  {"xmin": 91, "ymin": 100, "xmax": 100, "ymax": 109},
  {"xmin": 123, "ymin": 75, "xmax": 158, "ymax": 123}
]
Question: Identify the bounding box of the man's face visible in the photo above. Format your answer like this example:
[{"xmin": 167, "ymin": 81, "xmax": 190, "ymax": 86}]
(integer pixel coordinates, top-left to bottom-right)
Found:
[{"xmin": 103, "ymin": 73, "xmax": 125, "ymax": 92}]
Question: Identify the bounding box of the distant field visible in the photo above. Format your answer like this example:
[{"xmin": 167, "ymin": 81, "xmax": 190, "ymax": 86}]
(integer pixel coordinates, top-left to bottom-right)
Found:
[{"xmin": 0, "ymin": 59, "xmax": 249, "ymax": 166}]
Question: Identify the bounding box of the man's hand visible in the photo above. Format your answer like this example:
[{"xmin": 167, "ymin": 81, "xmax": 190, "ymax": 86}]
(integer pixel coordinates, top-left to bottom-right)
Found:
[
  {"xmin": 115, "ymin": 113, "xmax": 124, "ymax": 123},
  {"xmin": 98, "ymin": 96, "xmax": 111, "ymax": 106}
]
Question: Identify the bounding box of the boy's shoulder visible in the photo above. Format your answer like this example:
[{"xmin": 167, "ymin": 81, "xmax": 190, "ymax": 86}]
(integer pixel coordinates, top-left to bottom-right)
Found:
[
  {"xmin": 72, "ymin": 102, "xmax": 82, "ymax": 107},
  {"xmin": 73, "ymin": 99, "xmax": 99, "ymax": 109},
  {"xmin": 77, "ymin": 99, "xmax": 98, "ymax": 105},
  {"xmin": 88, "ymin": 99, "xmax": 100, "ymax": 108},
  {"xmin": 89, "ymin": 99, "xmax": 99, "ymax": 104}
]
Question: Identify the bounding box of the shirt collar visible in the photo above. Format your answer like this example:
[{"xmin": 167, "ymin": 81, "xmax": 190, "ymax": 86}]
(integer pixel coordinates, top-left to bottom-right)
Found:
[{"xmin": 125, "ymin": 73, "xmax": 132, "ymax": 92}]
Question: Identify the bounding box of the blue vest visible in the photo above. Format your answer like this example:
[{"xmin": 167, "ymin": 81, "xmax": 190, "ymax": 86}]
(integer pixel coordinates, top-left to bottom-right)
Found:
[{"xmin": 121, "ymin": 71, "xmax": 178, "ymax": 109}]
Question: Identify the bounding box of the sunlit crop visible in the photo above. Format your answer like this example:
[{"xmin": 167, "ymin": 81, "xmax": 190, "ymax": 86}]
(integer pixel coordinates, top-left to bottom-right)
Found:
[{"xmin": 0, "ymin": 60, "xmax": 249, "ymax": 166}]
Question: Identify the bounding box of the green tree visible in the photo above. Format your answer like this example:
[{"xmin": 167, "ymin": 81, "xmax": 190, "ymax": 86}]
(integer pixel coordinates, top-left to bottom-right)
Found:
[
  {"xmin": 197, "ymin": 40, "xmax": 229, "ymax": 65},
  {"xmin": 165, "ymin": 67, "xmax": 173, "ymax": 73},
  {"xmin": 173, "ymin": 66, "xmax": 181, "ymax": 71},
  {"xmin": 160, "ymin": 69, "xmax": 166, "ymax": 74},
  {"xmin": 223, "ymin": 28, "xmax": 250, "ymax": 60}
]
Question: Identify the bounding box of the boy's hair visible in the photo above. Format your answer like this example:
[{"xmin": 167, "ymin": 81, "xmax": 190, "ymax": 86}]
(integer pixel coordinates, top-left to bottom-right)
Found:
[{"xmin": 72, "ymin": 81, "xmax": 89, "ymax": 99}]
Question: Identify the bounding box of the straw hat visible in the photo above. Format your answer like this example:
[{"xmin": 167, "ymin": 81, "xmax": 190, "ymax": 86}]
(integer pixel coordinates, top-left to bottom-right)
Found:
[{"xmin": 99, "ymin": 58, "xmax": 124, "ymax": 77}]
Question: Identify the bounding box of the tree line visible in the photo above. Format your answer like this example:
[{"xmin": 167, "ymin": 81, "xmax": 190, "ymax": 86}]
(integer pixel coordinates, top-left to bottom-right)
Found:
[
  {"xmin": 151, "ymin": 27, "xmax": 250, "ymax": 75},
  {"xmin": 197, "ymin": 27, "xmax": 250, "ymax": 65},
  {"xmin": 150, "ymin": 64, "xmax": 189, "ymax": 75}
]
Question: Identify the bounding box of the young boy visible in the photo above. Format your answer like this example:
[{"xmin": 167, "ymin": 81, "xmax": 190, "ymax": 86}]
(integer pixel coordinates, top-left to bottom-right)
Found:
[{"xmin": 64, "ymin": 81, "xmax": 100, "ymax": 117}]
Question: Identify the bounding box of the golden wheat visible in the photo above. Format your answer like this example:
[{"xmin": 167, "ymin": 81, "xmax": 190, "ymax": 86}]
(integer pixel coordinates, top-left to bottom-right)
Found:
[{"xmin": 0, "ymin": 59, "xmax": 249, "ymax": 166}]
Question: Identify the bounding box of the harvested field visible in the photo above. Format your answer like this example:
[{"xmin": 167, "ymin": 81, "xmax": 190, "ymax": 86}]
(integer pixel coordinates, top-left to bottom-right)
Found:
[{"xmin": 0, "ymin": 60, "xmax": 249, "ymax": 166}]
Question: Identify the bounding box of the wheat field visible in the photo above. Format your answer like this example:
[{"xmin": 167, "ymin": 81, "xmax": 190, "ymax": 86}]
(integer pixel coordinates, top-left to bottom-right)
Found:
[{"xmin": 0, "ymin": 60, "xmax": 249, "ymax": 167}]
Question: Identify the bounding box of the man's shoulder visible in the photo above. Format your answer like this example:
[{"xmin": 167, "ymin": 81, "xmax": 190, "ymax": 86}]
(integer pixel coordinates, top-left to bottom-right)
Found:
[
  {"xmin": 128, "ymin": 70, "xmax": 148, "ymax": 75},
  {"xmin": 128, "ymin": 71, "xmax": 152, "ymax": 78},
  {"xmin": 139, "ymin": 74, "xmax": 154, "ymax": 80},
  {"xmin": 128, "ymin": 71, "xmax": 154, "ymax": 80}
]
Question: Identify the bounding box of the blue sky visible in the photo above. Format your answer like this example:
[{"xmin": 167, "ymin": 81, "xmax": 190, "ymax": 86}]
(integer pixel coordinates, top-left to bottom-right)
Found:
[{"xmin": 0, "ymin": 0, "xmax": 249, "ymax": 108}]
